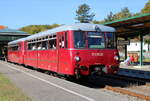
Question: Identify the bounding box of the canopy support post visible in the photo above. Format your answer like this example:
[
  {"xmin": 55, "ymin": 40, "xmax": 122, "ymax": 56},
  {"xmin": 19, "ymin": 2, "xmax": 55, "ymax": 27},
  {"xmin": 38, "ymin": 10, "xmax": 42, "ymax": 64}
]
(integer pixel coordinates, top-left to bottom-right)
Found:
[
  {"xmin": 140, "ymin": 33, "xmax": 143, "ymax": 66},
  {"xmin": 125, "ymin": 37, "xmax": 128, "ymax": 60}
]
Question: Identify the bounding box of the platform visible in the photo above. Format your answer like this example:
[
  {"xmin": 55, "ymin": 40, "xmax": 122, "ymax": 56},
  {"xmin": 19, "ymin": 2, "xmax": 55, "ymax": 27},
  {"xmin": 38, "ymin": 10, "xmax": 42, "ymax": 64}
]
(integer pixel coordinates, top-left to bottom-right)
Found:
[
  {"xmin": 120, "ymin": 62, "xmax": 150, "ymax": 71},
  {"xmin": 119, "ymin": 62, "xmax": 150, "ymax": 79}
]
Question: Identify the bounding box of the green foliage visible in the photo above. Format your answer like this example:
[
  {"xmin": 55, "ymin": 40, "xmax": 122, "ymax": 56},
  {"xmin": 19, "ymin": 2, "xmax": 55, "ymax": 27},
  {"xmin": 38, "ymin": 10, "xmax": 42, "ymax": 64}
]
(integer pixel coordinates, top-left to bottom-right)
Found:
[
  {"xmin": 144, "ymin": 35, "xmax": 150, "ymax": 44},
  {"xmin": 92, "ymin": 20, "xmax": 101, "ymax": 24},
  {"xmin": 19, "ymin": 24, "xmax": 60, "ymax": 34},
  {"xmin": 142, "ymin": 0, "xmax": 150, "ymax": 51},
  {"xmin": 141, "ymin": 0, "xmax": 150, "ymax": 13},
  {"xmin": 93, "ymin": 7, "xmax": 132, "ymax": 24},
  {"xmin": 113, "ymin": 7, "xmax": 132, "ymax": 20},
  {"xmin": 145, "ymin": 39, "xmax": 150, "ymax": 44},
  {"xmin": 104, "ymin": 12, "xmax": 114, "ymax": 22},
  {"xmin": 133, "ymin": 13, "xmax": 142, "ymax": 16},
  {"xmin": 75, "ymin": 3, "xmax": 95, "ymax": 23},
  {"xmin": 92, "ymin": 20, "xmax": 105, "ymax": 24}
]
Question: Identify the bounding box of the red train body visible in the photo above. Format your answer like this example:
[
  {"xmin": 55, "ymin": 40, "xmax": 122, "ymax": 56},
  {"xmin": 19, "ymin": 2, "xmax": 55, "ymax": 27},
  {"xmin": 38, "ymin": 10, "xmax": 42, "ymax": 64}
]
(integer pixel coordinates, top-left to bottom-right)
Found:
[{"xmin": 8, "ymin": 23, "xmax": 120, "ymax": 79}]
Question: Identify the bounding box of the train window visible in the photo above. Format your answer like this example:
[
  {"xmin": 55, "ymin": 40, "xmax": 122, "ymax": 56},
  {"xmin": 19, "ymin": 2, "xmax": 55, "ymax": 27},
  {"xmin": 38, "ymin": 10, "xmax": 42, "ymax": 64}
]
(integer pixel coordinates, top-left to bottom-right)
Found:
[
  {"xmin": 37, "ymin": 42, "xmax": 42, "ymax": 50},
  {"xmin": 32, "ymin": 43, "xmax": 36, "ymax": 50},
  {"xmin": 11, "ymin": 46, "xmax": 18, "ymax": 51},
  {"xmin": 48, "ymin": 39, "xmax": 56, "ymax": 49},
  {"xmin": 74, "ymin": 31, "xmax": 86, "ymax": 48},
  {"xmin": 65, "ymin": 32, "xmax": 68, "ymax": 48},
  {"xmin": 59, "ymin": 38, "xmax": 62, "ymax": 48},
  {"xmin": 41, "ymin": 41, "xmax": 48, "ymax": 50},
  {"xmin": 50, "ymin": 35, "xmax": 52, "ymax": 39},
  {"xmin": 28, "ymin": 43, "xmax": 32, "ymax": 50},
  {"xmin": 18, "ymin": 44, "xmax": 21, "ymax": 50},
  {"xmin": 87, "ymin": 32, "xmax": 105, "ymax": 49},
  {"xmin": 8, "ymin": 47, "xmax": 11, "ymax": 51},
  {"xmin": 46, "ymin": 36, "xmax": 48, "ymax": 39},
  {"xmin": 62, "ymin": 36, "xmax": 64, "ymax": 48},
  {"xmin": 53, "ymin": 35, "xmax": 56, "ymax": 38}
]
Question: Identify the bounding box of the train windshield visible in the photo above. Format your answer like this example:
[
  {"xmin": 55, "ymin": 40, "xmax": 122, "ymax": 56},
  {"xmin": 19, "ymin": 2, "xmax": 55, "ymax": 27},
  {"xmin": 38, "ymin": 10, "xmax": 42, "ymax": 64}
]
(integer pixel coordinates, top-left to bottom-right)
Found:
[
  {"xmin": 74, "ymin": 31, "xmax": 105, "ymax": 49},
  {"xmin": 87, "ymin": 32, "xmax": 105, "ymax": 48},
  {"xmin": 74, "ymin": 31, "xmax": 116, "ymax": 49}
]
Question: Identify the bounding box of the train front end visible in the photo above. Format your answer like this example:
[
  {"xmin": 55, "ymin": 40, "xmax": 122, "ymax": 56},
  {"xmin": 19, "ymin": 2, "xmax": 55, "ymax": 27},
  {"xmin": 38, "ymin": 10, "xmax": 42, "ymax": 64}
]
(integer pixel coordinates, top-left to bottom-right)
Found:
[{"xmin": 71, "ymin": 30, "xmax": 120, "ymax": 78}]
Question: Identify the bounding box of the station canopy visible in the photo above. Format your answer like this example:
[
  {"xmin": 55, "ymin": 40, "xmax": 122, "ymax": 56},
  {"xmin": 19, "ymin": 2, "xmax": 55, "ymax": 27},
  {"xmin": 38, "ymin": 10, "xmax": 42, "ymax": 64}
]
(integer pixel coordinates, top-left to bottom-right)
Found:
[
  {"xmin": 0, "ymin": 27, "xmax": 30, "ymax": 42},
  {"xmin": 103, "ymin": 13, "xmax": 150, "ymax": 38}
]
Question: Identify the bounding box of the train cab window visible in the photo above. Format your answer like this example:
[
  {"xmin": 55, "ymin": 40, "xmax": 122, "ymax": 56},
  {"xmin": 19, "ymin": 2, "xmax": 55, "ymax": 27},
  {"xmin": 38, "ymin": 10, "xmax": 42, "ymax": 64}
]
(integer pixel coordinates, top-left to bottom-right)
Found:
[{"xmin": 74, "ymin": 31, "xmax": 86, "ymax": 48}]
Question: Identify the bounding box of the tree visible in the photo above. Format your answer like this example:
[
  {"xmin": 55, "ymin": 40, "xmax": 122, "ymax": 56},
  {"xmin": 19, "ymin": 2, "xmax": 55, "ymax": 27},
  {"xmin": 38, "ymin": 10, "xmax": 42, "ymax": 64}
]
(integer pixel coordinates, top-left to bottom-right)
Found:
[
  {"xmin": 19, "ymin": 24, "xmax": 60, "ymax": 34},
  {"xmin": 141, "ymin": 0, "xmax": 150, "ymax": 13},
  {"xmin": 141, "ymin": 0, "xmax": 150, "ymax": 51},
  {"xmin": 113, "ymin": 7, "xmax": 132, "ymax": 20},
  {"xmin": 104, "ymin": 12, "xmax": 114, "ymax": 22},
  {"xmin": 92, "ymin": 20, "xmax": 106, "ymax": 24},
  {"xmin": 94, "ymin": 7, "xmax": 132, "ymax": 24},
  {"xmin": 75, "ymin": 3, "xmax": 95, "ymax": 23}
]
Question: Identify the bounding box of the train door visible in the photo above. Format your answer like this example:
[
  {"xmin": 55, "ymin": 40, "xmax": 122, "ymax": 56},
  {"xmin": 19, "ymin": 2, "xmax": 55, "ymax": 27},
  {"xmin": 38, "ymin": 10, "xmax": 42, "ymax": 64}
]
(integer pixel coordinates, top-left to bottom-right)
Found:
[
  {"xmin": 57, "ymin": 32, "xmax": 70, "ymax": 74},
  {"xmin": 45, "ymin": 34, "xmax": 58, "ymax": 72}
]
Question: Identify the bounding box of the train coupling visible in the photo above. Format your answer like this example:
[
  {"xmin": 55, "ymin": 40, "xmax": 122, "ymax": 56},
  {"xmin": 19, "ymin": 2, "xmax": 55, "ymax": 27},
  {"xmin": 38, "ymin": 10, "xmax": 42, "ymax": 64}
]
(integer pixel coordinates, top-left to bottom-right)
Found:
[{"xmin": 90, "ymin": 66, "xmax": 104, "ymax": 76}]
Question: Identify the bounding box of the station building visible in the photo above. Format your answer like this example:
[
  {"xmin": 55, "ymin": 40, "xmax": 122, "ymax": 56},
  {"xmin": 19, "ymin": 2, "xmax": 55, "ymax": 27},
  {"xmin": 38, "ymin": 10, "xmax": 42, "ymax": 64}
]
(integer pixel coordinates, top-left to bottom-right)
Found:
[{"xmin": 0, "ymin": 25, "xmax": 30, "ymax": 59}]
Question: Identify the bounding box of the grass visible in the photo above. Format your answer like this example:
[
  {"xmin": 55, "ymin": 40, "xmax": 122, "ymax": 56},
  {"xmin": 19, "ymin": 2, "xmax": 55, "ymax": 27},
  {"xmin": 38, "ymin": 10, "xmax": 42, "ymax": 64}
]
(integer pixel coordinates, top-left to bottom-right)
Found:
[{"xmin": 0, "ymin": 73, "xmax": 32, "ymax": 101}]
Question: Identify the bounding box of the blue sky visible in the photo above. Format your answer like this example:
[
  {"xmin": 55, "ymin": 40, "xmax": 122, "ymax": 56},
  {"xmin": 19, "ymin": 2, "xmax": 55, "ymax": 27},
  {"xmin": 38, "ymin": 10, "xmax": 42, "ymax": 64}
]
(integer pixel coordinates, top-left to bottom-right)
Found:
[{"xmin": 0, "ymin": 0, "xmax": 148, "ymax": 29}]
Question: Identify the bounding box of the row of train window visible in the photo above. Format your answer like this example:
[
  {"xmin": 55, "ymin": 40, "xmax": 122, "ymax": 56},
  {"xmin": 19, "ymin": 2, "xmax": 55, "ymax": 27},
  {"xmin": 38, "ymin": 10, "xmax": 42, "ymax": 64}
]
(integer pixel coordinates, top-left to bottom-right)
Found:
[
  {"xmin": 8, "ymin": 34, "xmax": 68, "ymax": 51},
  {"xmin": 8, "ymin": 46, "xmax": 19, "ymax": 51},
  {"xmin": 28, "ymin": 39, "xmax": 57, "ymax": 50}
]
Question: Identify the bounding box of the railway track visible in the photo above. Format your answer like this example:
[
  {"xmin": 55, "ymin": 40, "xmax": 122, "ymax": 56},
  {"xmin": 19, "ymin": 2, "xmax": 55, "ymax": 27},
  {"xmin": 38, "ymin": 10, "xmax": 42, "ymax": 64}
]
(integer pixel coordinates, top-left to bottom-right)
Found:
[
  {"xmin": 105, "ymin": 85, "xmax": 150, "ymax": 101},
  {"xmin": 97, "ymin": 74, "xmax": 150, "ymax": 101}
]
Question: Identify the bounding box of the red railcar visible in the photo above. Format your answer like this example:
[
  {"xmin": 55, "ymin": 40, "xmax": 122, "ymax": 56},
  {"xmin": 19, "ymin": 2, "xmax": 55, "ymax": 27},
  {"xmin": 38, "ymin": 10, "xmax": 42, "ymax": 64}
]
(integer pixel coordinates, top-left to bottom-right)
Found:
[{"xmin": 8, "ymin": 23, "xmax": 120, "ymax": 79}]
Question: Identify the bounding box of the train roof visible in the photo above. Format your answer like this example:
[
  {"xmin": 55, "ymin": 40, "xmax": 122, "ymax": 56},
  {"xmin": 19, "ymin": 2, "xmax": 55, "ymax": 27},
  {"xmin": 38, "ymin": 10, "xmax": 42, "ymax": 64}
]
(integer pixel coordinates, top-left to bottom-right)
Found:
[
  {"xmin": 8, "ymin": 38, "xmax": 26, "ymax": 45},
  {"xmin": 8, "ymin": 23, "xmax": 115, "ymax": 45}
]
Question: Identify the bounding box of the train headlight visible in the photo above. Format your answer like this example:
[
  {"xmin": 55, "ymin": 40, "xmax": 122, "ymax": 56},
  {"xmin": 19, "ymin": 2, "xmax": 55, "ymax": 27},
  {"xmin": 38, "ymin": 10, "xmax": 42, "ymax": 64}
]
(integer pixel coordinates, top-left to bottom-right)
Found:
[
  {"xmin": 75, "ymin": 56, "xmax": 80, "ymax": 62},
  {"xmin": 114, "ymin": 56, "xmax": 119, "ymax": 61}
]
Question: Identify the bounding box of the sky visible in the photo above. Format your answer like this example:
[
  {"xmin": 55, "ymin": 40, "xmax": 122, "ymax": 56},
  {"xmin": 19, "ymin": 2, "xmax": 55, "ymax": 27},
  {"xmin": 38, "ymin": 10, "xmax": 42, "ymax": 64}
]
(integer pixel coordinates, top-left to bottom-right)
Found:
[{"xmin": 0, "ymin": 0, "xmax": 148, "ymax": 29}]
